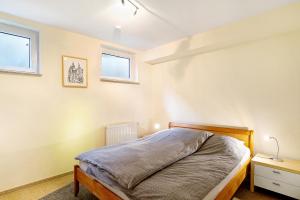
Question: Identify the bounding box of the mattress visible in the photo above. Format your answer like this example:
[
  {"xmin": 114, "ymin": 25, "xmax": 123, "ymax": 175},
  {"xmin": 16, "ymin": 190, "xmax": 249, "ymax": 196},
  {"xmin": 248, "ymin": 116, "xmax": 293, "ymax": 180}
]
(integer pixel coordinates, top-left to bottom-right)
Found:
[
  {"xmin": 203, "ymin": 149, "xmax": 250, "ymax": 200},
  {"xmin": 79, "ymin": 136, "xmax": 250, "ymax": 200}
]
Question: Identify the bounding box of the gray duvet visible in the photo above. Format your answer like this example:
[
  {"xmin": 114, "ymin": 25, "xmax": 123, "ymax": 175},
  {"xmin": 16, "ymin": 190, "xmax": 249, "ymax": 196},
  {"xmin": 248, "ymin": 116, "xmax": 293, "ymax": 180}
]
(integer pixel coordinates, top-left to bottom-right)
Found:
[
  {"xmin": 76, "ymin": 128, "xmax": 213, "ymax": 189},
  {"xmin": 76, "ymin": 129, "xmax": 249, "ymax": 200}
]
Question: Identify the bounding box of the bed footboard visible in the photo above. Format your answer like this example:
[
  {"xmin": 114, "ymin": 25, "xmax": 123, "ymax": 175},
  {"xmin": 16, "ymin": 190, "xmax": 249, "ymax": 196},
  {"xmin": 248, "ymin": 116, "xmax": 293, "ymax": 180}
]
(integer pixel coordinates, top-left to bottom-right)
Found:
[{"xmin": 73, "ymin": 165, "xmax": 122, "ymax": 200}]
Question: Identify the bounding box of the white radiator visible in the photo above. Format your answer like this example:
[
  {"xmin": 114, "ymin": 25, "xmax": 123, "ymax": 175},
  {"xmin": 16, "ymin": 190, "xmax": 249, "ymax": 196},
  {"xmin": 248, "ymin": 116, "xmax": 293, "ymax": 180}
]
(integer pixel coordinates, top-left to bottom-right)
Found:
[{"xmin": 106, "ymin": 122, "xmax": 138, "ymax": 146}]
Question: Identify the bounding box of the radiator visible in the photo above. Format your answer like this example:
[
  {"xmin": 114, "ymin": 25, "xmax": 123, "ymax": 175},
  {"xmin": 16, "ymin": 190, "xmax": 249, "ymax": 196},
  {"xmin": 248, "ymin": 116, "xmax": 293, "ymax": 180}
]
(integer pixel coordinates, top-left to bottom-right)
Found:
[{"xmin": 106, "ymin": 122, "xmax": 138, "ymax": 146}]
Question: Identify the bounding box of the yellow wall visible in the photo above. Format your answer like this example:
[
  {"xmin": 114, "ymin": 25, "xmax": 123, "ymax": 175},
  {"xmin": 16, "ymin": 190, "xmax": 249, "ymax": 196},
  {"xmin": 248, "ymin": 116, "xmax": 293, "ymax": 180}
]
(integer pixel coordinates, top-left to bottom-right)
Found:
[
  {"xmin": 0, "ymin": 13, "xmax": 151, "ymax": 192},
  {"xmin": 148, "ymin": 3, "xmax": 300, "ymax": 159},
  {"xmin": 150, "ymin": 30, "xmax": 300, "ymax": 159},
  {"xmin": 148, "ymin": 3, "xmax": 300, "ymax": 160}
]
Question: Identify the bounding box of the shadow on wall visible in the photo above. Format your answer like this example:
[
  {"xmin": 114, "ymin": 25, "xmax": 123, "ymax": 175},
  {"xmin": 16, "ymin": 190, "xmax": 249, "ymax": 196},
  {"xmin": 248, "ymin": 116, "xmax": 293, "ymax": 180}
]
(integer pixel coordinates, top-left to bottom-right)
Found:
[{"xmin": 168, "ymin": 37, "xmax": 193, "ymax": 80}]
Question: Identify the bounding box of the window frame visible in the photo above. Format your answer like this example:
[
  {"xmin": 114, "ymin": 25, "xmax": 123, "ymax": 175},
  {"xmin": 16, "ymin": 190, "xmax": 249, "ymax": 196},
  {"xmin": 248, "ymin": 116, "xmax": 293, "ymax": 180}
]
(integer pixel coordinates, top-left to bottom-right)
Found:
[
  {"xmin": 0, "ymin": 22, "xmax": 40, "ymax": 75},
  {"xmin": 100, "ymin": 47, "xmax": 138, "ymax": 84}
]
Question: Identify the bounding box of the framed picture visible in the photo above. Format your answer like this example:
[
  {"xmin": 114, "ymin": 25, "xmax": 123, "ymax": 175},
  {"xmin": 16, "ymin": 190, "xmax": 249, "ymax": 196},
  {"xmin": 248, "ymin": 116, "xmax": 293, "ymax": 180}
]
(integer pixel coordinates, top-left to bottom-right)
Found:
[{"xmin": 62, "ymin": 55, "xmax": 88, "ymax": 88}]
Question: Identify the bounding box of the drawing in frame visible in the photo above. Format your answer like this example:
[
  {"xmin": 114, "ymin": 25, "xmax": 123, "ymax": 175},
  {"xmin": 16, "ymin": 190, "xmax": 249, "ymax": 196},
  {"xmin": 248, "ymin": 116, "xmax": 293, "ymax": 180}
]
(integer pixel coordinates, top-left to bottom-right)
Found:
[{"xmin": 62, "ymin": 55, "xmax": 88, "ymax": 88}]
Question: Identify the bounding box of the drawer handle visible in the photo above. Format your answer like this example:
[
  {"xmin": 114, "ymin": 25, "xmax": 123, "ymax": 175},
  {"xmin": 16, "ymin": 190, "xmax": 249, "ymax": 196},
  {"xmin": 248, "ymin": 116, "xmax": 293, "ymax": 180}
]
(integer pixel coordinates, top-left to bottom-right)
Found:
[
  {"xmin": 272, "ymin": 170, "xmax": 281, "ymax": 174},
  {"xmin": 272, "ymin": 182, "xmax": 280, "ymax": 187}
]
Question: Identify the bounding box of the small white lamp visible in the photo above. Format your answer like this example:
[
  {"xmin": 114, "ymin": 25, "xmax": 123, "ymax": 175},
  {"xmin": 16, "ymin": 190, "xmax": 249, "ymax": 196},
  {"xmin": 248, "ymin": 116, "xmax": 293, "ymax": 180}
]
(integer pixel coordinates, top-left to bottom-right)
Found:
[
  {"xmin": 264, "ymin": 135, "xmax": 283, "ymax": 162},
  {"xmin": 154, "ymin": 123, "xmax": 161, "ymax": 130}
]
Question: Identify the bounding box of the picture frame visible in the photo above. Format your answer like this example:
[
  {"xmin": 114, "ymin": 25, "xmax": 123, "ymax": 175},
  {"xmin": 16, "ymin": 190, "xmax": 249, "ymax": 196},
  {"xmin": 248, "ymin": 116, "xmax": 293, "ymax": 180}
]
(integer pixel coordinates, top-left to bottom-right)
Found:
[{"xmin": 62, "ymin": 55, "xmax": 88, "ymax": 88}]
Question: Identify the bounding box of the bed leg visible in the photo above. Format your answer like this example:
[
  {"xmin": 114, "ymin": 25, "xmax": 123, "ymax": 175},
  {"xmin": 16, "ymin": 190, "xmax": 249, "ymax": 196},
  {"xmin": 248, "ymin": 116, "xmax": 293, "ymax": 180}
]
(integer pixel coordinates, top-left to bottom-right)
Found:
[
  {"xmin": 74, "ymin": 180, "xmax": 79, "ymax": 196},
  {"xmin": 74, "ymin": 165, "xmax": 79, "ymax": 197}
]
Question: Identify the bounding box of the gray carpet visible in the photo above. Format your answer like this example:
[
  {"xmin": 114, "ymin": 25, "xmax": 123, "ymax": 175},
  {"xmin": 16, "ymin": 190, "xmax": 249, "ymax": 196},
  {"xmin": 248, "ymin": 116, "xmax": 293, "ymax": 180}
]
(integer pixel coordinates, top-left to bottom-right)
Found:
[
  {"xmin": 40, "ymin": 181, "xmax": 293, "ymax": 200},
  {"xmin": 40, "ymin": 183, "xmax": 98, "ymax": 200}
]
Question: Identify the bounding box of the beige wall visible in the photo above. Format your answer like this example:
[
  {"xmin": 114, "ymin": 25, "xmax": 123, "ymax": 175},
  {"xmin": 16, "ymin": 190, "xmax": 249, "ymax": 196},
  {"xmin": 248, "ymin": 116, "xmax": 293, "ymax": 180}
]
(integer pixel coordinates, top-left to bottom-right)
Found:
[
  {"xmin": 148, "ymin": 3, "xmax": 300, "ymax": 160},
  {"xmin": 0, "ymin": 13, "xmax": 151, "ymax": 192}
]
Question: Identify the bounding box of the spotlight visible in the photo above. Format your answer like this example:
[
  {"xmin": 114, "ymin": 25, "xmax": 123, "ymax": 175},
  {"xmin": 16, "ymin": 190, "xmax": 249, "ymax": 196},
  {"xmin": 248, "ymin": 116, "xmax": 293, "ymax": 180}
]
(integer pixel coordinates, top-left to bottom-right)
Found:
[{"xmin": 121, "ymin": 0, "xmax": 139, "ymax": 16}]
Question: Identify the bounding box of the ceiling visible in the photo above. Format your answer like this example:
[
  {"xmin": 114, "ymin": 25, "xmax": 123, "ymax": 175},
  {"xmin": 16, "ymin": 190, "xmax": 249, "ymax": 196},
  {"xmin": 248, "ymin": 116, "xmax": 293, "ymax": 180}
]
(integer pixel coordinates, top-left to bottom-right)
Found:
[{"xmin": 0, "ymin": 0, "xmax": 298, "ymax": 50}]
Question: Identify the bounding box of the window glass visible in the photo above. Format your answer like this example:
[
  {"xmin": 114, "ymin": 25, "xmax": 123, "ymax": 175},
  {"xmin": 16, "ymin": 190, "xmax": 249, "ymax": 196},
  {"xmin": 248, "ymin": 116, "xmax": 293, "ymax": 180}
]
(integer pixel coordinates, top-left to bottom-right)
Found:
[
  {"xmin": 101, "ymin": 53, "xmax": 130, "ymax": 79},
  {"xmin": 0, "ymin": 32, "xmax": 30, "ymax": 69},
  {"xmin": 0, "ymin": 22, "xmax": 39, "ymax": 74}
]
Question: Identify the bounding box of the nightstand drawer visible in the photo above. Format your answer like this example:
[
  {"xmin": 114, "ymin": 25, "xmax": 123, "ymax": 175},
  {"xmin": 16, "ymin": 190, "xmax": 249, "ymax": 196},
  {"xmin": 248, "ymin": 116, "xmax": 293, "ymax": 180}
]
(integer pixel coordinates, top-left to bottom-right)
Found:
[
  {"xmin": 255, "ymin": 165, "xmax": 300, "ymax": 186},
  {"xmin": 254, "ymin": 175, "xmax": 300, "ymax": 199}
]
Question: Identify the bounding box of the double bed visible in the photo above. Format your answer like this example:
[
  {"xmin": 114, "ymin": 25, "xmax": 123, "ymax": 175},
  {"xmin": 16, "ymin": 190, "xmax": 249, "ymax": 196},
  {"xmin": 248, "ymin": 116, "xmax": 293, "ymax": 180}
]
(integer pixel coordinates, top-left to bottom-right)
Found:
[{"xmin": 74, "ymin": 122, "xmax": 254, "ymax": 200}]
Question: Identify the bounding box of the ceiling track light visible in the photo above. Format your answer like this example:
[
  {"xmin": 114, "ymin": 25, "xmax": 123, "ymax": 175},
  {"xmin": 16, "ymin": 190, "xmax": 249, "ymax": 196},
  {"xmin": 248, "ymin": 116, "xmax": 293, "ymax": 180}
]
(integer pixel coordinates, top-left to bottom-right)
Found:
[
  {"xmin": 121, "ymin": 0, "xmax": 139, "ymax": 16},
  {"xmin": 133, "ymin": 7, "xmax": 139, "ymax": 16}
]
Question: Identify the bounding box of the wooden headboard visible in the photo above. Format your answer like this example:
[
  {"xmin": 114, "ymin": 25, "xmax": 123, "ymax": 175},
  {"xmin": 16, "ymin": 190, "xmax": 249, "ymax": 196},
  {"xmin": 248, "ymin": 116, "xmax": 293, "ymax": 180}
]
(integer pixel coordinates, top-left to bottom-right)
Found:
[{"xmin": 169, "ymin": 122, "xmax": 254, "ymax": 156}]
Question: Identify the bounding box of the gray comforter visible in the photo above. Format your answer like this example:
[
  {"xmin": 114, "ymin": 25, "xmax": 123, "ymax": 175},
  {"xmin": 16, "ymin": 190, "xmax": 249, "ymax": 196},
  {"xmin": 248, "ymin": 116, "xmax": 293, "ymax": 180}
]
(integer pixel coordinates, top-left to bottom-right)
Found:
[
  {"xmin": 82, "ymin": 134, "xmax": 249, "ymax": 200},
  {"xmin": 76, "ymin": 128, "xmax": 213, "ymax": 189}
]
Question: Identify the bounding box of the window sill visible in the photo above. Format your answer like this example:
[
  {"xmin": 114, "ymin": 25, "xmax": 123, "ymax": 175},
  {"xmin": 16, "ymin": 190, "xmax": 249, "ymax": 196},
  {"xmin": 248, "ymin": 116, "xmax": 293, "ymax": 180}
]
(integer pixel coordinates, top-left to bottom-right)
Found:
[
  {"xmin": 0, "ymin": 68, "xmax": 41, "ymax": 76},
  {"xmin": 100, "ymin": 77, "xmax": 140, "ymax": 85}
]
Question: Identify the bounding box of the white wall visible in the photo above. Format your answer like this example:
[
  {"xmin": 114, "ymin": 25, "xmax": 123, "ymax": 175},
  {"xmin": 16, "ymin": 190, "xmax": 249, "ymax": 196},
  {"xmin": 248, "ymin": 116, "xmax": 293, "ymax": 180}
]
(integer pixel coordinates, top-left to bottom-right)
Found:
[
  {"xmin": 148, "ymin": 3, "xmax": 300, "ymax": 160},
  {"xmin": 0, "ymin": 12, "xmax": 151, "ymax": 192}
]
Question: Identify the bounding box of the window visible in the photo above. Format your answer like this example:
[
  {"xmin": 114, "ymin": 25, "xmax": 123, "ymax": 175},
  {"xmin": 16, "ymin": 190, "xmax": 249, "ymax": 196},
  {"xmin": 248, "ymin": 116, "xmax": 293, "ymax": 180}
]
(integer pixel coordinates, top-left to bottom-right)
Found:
[
  {"xmin": 101, "ymin": 47, "xmax": 138, "ymax": 83},
  {"xmin": 102, "ymin": 53, "xmax": 130, "ymax": 79},
  {"xmin": 0, "ymin": 22, "xmax": 39, "ymax": 74}
]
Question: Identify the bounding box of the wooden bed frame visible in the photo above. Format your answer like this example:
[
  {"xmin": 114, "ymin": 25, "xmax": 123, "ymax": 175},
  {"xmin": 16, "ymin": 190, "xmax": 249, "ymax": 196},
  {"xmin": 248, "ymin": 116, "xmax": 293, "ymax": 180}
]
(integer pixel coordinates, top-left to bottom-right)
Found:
[{"xmin": 74, "ymin": 122, "xmax": 254, "ymax": 200}]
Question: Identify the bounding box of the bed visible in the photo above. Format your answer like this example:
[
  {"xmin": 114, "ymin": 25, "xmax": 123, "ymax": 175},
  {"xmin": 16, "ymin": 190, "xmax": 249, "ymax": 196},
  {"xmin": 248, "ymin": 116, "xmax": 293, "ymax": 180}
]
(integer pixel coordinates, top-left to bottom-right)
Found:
[{"xmin": 74, "ymin": 122, "xmax": 254, "ymax": 200}]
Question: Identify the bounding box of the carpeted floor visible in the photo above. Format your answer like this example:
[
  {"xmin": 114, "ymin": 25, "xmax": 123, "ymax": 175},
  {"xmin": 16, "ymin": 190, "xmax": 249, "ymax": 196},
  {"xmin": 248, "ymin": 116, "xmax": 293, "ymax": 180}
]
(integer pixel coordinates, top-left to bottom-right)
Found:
[
  {"xmin": 40, "ymin": 184, "xmax": 97, "ymax": 200},
  {"xmin": 40, "ymin": 182, "xmax": 295, "ymax": 200}
]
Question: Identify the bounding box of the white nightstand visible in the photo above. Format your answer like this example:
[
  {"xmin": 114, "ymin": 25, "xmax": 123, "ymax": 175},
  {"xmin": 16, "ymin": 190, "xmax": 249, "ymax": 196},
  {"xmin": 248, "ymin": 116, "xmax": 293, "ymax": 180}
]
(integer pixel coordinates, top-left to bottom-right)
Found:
[{"xmin": 251, "ymin": 153, "xmax": 300, "ymax": 199}]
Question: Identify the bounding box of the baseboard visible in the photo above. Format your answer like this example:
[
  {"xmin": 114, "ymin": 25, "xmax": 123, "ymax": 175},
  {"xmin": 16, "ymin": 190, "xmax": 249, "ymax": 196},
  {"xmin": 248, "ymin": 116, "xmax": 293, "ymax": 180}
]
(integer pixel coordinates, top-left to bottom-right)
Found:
[{"xmin": 0, "ymin": 171, "xmax": 73, "ymax": 195}]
